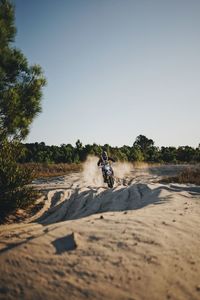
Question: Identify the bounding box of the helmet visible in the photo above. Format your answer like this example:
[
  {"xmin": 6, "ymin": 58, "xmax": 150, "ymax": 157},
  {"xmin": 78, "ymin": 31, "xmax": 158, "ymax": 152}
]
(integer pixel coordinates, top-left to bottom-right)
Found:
[{"xmin": 102, "ymin": 150, "xmax": 108, "ymax": 161}]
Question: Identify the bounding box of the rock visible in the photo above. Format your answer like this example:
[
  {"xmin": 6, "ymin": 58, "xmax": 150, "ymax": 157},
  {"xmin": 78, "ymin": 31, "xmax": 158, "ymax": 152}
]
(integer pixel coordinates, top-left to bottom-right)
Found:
[
  {"xmin": 52, "ymin": 232, "xmax": 77, "ymax": 254},
  {"xmin": 196, "ymin": 285, "xmax": 200, "ymax": 291}
]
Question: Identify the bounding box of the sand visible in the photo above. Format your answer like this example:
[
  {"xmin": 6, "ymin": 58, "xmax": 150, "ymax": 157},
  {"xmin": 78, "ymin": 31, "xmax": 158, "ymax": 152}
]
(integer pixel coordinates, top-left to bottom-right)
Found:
[{"xmin": 0, "ymin": 158, "xmax": 200, "ymax": 300}]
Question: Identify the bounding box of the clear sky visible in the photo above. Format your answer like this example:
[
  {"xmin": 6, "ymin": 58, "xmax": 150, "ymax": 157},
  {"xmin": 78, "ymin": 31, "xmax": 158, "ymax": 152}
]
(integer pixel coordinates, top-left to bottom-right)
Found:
[{"xmin": 13, "ymin": 0, "xmax": 200, "ymax": 147}]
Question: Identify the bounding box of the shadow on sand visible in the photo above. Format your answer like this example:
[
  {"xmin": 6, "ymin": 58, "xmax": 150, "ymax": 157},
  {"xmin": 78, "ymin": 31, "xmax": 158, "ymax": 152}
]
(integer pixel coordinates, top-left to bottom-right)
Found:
[
  {"xmin": 32, "ymin": 182, "xmax": 200, "ymax": 226},
  {"xmin": 0, "ymin": 182, "xmax": 199, "ymax": 256}
]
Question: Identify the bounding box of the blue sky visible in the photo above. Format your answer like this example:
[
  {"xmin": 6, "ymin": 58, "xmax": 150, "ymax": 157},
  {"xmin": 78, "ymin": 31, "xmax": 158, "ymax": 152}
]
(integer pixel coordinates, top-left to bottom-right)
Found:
[{"xmin": 14, "ymin": 0, "xmax": 200, "ymax": 147}]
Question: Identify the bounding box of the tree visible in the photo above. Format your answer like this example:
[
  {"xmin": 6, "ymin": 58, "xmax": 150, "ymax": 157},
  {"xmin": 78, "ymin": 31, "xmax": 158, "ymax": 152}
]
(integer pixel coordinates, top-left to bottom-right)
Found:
[
  {"xmin": 133, "ymin": 135, "xmax": 154, "ymax": 152},
  {"xmin": 177, "ymin": 146, "xmax": 196, "ymax": 162},
  {"xmin": 194, "ymin": 147, "xmax": 200, "ymax": 162},
  {"xmin": 129, "ymin": 146, "xmax": 144, "ymax": 162},
  {"xmin": 75, "ymin": 139, "xmax": 83, "ymax": 150},
  {"xmin": 0, "ymin": 0, "xmax": 46, "ymax": 221},
  {"xmin": 146, "ymin": 146, "xmax": 160, "ymax": 162},
  {"xmin": 160, "ymin": 147, "xmax": 177, "ymax": 163},
  {"xmin": 0, "ymin": 0, "xmax": 46, "ymax": 141},
  {"xmin": 133, "ymin": 135, "xmax": 154, "ymax": 161}
]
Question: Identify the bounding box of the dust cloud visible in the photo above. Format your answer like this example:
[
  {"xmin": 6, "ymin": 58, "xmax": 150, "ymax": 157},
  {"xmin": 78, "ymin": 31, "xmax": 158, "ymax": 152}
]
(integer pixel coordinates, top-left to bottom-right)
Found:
[
  {"xmin": 82, "ymin": 155, "xmax": 103, "ymax": 186},
  {"xmin": 114, "ymin": 161, "xmax": 133, "ymax": 179}
]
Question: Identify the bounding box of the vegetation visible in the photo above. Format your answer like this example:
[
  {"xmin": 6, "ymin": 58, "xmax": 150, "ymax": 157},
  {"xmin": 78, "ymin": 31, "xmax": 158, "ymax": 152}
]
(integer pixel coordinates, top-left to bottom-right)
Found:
[
  {"xmin": 160, "ymin": 165, "xmax": 200, "ymax": 185},
  {"xmin": 0, "ymin": 0, "xmax": 46, "ymax": 221},
  {"xmin": 23, "ymin": 163, "xmax": 82, "ymax": 179},
  {"xmin": 19, "ymin": 135, "xmax": 200, "ymax": 165},
  {"xmin": 0, "ymin": 141, "xmax": 38, "ymax": 220}
]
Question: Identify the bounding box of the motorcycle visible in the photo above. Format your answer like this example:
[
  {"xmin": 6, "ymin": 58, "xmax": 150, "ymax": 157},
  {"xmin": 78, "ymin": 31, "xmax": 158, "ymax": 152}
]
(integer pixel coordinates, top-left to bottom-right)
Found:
[{"xmin": 100, "ymin": 162, "xmax": 115, "ymax": 188}]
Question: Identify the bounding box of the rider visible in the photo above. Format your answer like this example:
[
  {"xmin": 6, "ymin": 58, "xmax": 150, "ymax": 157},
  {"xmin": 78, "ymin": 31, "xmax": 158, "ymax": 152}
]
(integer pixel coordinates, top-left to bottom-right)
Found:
[{"xmin": 97, "ymin": 149, "xmax": 115, "ymax": 182}]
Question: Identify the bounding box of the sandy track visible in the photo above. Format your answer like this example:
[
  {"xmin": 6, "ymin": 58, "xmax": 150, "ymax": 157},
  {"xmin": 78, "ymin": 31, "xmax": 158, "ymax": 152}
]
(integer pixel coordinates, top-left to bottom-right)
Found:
[{"xmin": 0, "ymin": 160, "xmax": 200, "ymax": 300}]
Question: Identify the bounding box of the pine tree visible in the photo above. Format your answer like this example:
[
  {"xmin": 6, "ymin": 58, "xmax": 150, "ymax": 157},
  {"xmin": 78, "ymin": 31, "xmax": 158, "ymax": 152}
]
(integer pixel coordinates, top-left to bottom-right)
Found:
[{"xmin": 0, "ymin": 0, "xmax": 46, "ymax": 221}]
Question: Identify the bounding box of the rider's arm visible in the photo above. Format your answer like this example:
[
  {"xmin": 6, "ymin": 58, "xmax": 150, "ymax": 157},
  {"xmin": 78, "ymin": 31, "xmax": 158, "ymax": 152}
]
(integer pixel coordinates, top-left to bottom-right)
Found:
[
  {"xmin": 108, "ymin": 157, "xmax": 115, "ymax": 162},
  {"xmin": 97, "ymin": 158, "xmax": 102, "ymax": 166}
]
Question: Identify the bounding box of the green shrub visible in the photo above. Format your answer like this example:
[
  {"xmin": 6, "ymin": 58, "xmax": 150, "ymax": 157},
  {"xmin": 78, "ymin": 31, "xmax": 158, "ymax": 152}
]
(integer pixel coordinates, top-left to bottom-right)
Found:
[{"xmin": 0, "ymin": 141, "xmax": 38, "ymax": 222}]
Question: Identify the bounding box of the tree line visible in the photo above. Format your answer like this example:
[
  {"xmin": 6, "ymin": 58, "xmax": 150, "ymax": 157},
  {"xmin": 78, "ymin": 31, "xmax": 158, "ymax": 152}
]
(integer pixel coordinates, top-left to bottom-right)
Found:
[{"xmin": 20, "ymin": 135, "xmax": 200, "ymax": 164}]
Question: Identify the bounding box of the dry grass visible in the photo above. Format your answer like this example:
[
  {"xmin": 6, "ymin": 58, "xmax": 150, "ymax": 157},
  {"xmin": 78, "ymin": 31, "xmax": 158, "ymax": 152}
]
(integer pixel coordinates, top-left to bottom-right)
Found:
[
  {"xmin": 132, "ymin": 162, "xmax": 161, "ymax": 168},
  {"xmin": 22, "ymin": 161, "xmax": 160, "ymax": 179},
  {"xmin": 20, "ymin": 163, "xmax": 82, "ymax": 179},
  {"xmin": 161, "ymin": 165, "xmax": 200, "ymax": 185}
]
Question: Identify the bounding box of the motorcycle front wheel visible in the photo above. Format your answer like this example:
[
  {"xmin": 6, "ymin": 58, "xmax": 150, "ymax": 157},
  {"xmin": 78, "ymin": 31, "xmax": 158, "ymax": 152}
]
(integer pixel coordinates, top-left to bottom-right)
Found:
[{"xmin": 107, "ymin": 176, "xmax": 114, "ymax": 188}]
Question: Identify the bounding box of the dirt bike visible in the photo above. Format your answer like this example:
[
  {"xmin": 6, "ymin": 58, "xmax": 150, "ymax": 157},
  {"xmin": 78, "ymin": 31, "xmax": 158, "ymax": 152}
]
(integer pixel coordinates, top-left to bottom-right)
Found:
[{"xmin": 100, "ymin": 162, "xmax": 115, "ymax": 188}]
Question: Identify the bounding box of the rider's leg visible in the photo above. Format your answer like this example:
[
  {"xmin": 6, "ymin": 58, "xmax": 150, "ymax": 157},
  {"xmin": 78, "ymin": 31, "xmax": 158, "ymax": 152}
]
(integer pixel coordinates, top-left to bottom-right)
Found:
[{"xmin": 102, "ymin": 169, "xmax": 107, "ymax": 183}]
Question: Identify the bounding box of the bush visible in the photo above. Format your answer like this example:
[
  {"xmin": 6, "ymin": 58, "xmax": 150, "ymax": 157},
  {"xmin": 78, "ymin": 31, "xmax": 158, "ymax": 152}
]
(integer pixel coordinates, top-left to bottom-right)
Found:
[
  {"xmin": 160, "ymin": 165, "xmax": 200, "ymax": 185},
  {"xmin": 176, "ymin": 166, "xmax": 200, "ymax": 185},
  {"xmin": 0, "ymin": 141, "xmax": 38, "ymax": 222}
]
